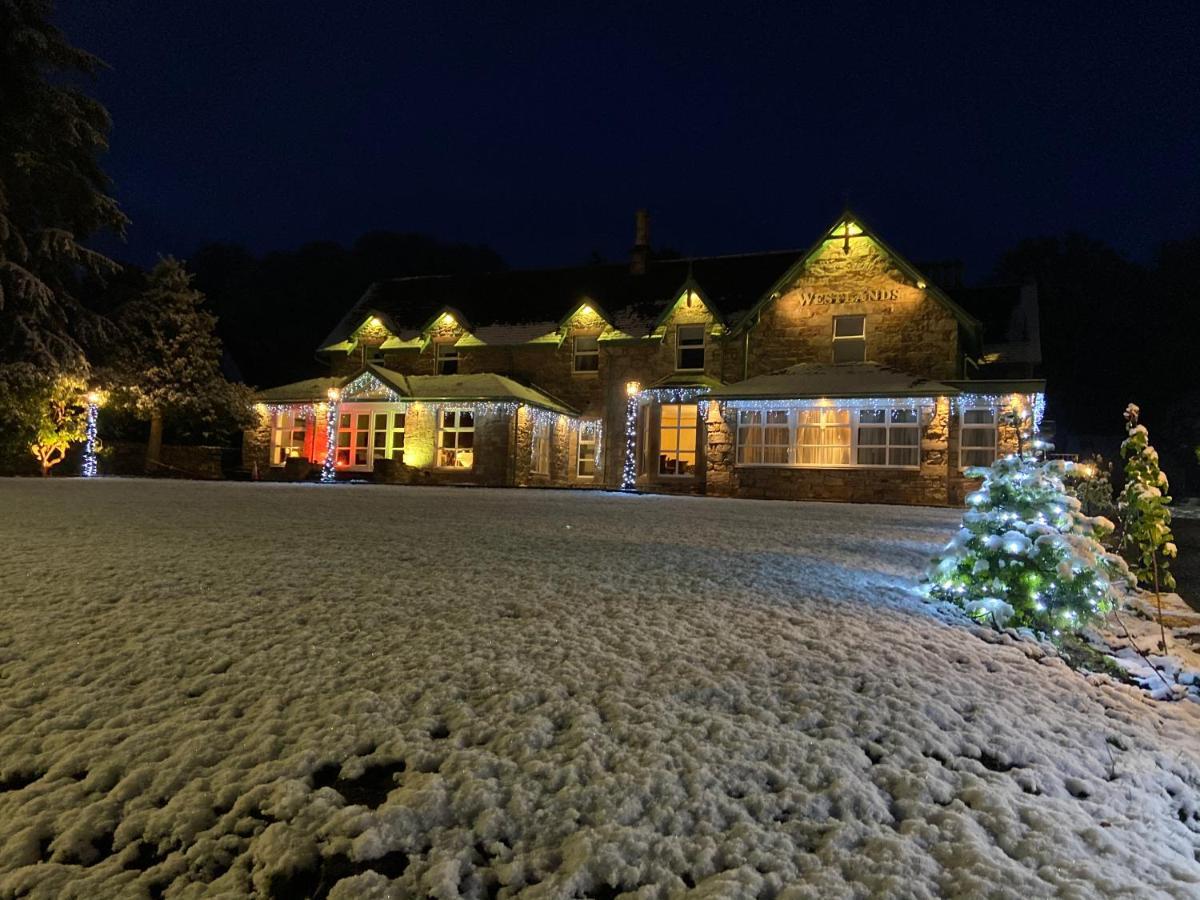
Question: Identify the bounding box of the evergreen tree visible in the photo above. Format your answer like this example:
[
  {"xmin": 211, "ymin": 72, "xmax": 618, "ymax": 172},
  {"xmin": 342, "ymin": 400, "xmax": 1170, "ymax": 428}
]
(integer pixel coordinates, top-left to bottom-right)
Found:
[
  {"xmin": 112, "ymin": 258, "xmax": 250, "ymax": 470},
  {"xmin": 0, "ymin": 0, "xmax": 126, "ymax": 370},
  {"xmin": 928, "ymin": 454, "xmax": 1130, "ymax": 632},
  {"xmin": 1119, "ymin": 404, "xmax": 1177, "ymax": 649}
]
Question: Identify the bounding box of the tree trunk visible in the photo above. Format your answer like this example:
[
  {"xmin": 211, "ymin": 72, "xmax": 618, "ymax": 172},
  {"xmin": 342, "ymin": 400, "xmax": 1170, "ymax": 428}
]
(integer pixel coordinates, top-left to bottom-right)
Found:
[{"xmin": 146, "ymin": 411, "xmax": 164, "ymax": 474}]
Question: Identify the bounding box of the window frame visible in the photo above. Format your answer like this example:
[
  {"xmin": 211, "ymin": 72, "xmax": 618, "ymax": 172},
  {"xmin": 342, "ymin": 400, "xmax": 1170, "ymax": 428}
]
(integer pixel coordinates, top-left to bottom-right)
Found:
[
  {"xmin": 732, "ymin": 403, "xmax": 925, "ymax": 470},
  {"xmin": 336, "ymin": 406, "xmax": 407, "ymax": 469},
  {"xmin": 854, "ymin": 408, "xmax": 921, "ymax": 469},
  {"xmin": 572, "ymin": 334, "xmax": 600, "ymax": 374},
  {"xmin": 269, "ymin": 410, "xmax": 309, "ymax": 466},
  {"xmin": 959, "ymin": 407, "xmax": 999, "ymax": 470},
  {"xmin": 832, "ymin": 315, "xmax": 867, "ymax": 364},
  {"xmin": 531, "ymin": 417, "xmax": 551, "ymax": 475},
  {"xmin": 675, "ymin": 324, "xmax": 706, "ymax": 372},
  {"xmin": 658, "ymin": 402, "xmax": 700, "ymax": 477},
  {"xmin": 436, "ymin": 407, "xmax": 475, "ymax": 469},
  {"xmin": 576, "ymin": 421, "xmax": 599, "ymax": 478},
  {"xmin": 435, "ymin": 341, "xmax": 460, "ymax": 375},
  {"xmin": 735, "ymin": 409, "xmax": 792, "ymax": 466}
]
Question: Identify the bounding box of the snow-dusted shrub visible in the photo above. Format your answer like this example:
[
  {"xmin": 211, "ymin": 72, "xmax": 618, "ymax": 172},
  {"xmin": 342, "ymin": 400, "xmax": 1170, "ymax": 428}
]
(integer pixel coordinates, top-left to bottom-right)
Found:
[
  {"xmin": 1119, "ymin": 404, "xmax": 1176, "ymax": 594},
  {"xmin": 928, "ymin": 454, "xmax": 1130, "ymax": 632},
  {"xmin": 1119, "ymin": 405, "xmax": 1176, "ymax": 650}
]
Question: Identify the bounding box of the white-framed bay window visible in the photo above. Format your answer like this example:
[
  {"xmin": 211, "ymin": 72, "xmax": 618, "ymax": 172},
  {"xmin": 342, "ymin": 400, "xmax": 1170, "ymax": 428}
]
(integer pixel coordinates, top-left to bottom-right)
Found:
[
  {"xmin": 733, "ymin": 403, "xmax": 926, "ymax": 470},
  {"xmin": 960, "ymin": 408, "xmax": 998, "ymax": 469},
  {"xmin": 270, "ymin": 410, "xmax": 309, "ymax": 466},
  {"xmin": 736, "ymin": 410, "xmax": 791, "ymax": 465},
  {"xmin": 437, "ymin": 408, "xmax": 474, "ymax": 468},
  {"xmin": 856, "ymin": 408, "xmax": 920, "ymax": 467},
  {"xmin": 531, "ymin": 418, "xmax": 551, "ymax": 475},
  {"xmin": 795, "ymin": 407, "xmax": 852, "ymax": 466}
]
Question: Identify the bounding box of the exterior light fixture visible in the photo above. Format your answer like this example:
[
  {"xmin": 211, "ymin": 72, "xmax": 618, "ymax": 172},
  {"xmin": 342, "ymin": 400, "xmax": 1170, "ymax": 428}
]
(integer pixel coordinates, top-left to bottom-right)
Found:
[
  {"xmin": 626, "ymin": 381, "xmax": 641, "ymax": 397},
  {"xmin": 917, "ymin": 280, "xmax": 927, "ymax": 289},
  {"xmin": 327, "ymin": 387, "xmax": 341, "ymax": 402}
]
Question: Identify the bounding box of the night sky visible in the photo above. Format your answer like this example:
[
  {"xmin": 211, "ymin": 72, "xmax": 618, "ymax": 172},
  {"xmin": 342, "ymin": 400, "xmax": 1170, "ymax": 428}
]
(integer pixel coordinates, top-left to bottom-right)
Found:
[{"xmin": 60, "ymin": 1, "xmax": 1199, "ymax": 277}]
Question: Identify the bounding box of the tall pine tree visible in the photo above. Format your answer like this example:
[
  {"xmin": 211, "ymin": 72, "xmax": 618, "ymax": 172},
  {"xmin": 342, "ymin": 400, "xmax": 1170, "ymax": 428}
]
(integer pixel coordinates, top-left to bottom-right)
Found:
[
  {"xmin": 114, "ymin": 258, "xmax": 250, "ymax": 470},
  {"xmin": 0, "ymin": 0, "xmax": 127, "ymax": 370}
]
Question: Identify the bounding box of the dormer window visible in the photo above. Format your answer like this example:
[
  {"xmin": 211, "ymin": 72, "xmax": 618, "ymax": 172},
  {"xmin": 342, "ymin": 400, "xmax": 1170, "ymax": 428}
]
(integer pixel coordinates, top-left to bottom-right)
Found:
[
  {"xmin": 436, "ymin": 342, "xmax": 459, "ymax": 375},
  {"xmin": 676, "ymin": 324, "xmax": 706, "ymax": 371},
  {"xmin": 573, "ymin": 335, "xmax": 599, "ymax": 373}
]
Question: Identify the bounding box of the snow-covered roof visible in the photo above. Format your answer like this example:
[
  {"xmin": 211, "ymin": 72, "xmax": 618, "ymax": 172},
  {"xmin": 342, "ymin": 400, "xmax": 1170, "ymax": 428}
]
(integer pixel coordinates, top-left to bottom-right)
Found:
[
  {"xmin": 460, "ymin": 322, "xmax": 560, "ymax": 346},
  {"xmin": 709, "ymin": 363, "xmax": 959, "ymax": 400},
  {"xmin": 253, "ymin": 368, "xmax": 577, "ymax": 415},
  {"xmin": 252, "ymin": 376, "xmax": 341, "ymax": 403}
]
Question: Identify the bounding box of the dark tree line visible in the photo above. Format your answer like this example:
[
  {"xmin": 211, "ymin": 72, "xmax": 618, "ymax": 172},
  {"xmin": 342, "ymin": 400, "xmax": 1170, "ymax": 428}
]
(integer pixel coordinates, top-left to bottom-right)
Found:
[
  {"xmin": 994, "ymin": 233, "xmax": 1200, "ymax": 492},
  {"xmin": 189, "ymin": 234, "xmax": 504, "ymax": 387}
]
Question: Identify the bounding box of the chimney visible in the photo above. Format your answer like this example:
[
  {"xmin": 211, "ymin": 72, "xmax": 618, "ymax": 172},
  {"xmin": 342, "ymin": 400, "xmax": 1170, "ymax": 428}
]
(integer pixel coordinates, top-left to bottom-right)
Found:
[{"xmin": 630, "ymin": 209, "xmax": 650, "ymax": 275}]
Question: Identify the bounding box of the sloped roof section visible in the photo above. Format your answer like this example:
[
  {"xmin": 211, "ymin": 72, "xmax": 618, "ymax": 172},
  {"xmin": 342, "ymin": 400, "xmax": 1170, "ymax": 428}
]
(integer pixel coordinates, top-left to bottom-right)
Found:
[
  {"xmin": 253, "ymin": 377, "xmax": 341, "ymax": 403},
  {"xmin": 371, "ymin": 366, "xmax": 577, "ymax": 415},
  {"xmin": 709, "ymin": 363, "xmax": 960, "ymax": 400},
  {"xmin": 318, "ymin": 252, "xmax": 801, "ymax": 352}
]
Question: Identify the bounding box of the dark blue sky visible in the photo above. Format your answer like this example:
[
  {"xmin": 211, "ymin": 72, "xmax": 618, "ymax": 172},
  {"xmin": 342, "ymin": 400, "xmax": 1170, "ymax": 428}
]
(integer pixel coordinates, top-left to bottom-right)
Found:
[{"xmin": 60, "ymin": 1, "xmax": 1199, "ymax": 277}]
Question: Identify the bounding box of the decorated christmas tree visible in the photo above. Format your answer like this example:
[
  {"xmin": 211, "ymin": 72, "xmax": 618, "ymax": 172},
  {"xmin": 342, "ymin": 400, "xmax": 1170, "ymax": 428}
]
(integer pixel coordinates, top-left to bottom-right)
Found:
[
  {"xmin": 928, "ymin": 453, "xmax": 1130, "ymax": 632},
  {"xmin": 1118, "ymin": 404, "xmax": 1176, "ymax": 649}
]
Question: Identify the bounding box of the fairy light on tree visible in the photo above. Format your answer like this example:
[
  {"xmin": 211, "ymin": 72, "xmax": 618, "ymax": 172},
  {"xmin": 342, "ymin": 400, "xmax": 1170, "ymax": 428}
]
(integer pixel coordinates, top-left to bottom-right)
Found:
[
  {"xmin": 927, "ymin": 454, "xmax": 1130, "ymax": 632},
  {"xmin": 81, "ymin": 390, "xmax": 103, "ymax": 477},
  {"xmin": 321, "ymin": 387, "xmax": 340, "ymax": 483},
  {"xmin": 622, "ymin": 381, "xmax": 640, "ymax": 490}
]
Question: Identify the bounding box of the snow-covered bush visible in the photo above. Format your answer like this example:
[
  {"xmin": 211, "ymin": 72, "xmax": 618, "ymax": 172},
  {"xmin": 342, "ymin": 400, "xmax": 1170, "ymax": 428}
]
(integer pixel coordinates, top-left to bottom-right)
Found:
[
  {"xmin": 928, "ymin": 454, "xmax": 1130, "ymax": 632},
  {"xmin": 1119, "ymin": 404, "xmax": 1177, "ymax": 595}
]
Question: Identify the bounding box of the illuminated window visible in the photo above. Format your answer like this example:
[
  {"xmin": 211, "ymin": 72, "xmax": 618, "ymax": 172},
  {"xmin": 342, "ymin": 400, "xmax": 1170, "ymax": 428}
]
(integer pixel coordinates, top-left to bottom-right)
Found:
[
  {"xmin": 856, "ymin": 408, "xmax": 920, "ymax": 468},
  {"xmin": 437, "ymin": 409, "xmax": 474, "ymax": 468},
  {"xmin": 736, "ymin": 410, "xmax": 791, "ymax": 465},
  {"xmin": 531, "ymin": 418, "xmax": 551, "ymax": 475},
  {"xmin": 371, "ymin": 411, "xmax": 406, "ymax": 461},
  {"xmin": 573, "ymin": 335, "xmax": 599, "ymax": 373},
  {"xmin": 338, "ymin": 408, "xmax": 406, "ymax": 468},
  {"xmin": 576, "ymin": 421, "xmax": 599, "ymax": 477},
  {"xmin": 832, "ymin": 316, "xmax": 866, "ymax": 363},
  {"xmin": 676, "ymin": 325, "xmax": 706, "ymax": 371},
  {"xmin": 337, "ymin": 411, "xmax": 372, "ymax": 467},
  {"xmin": 659, "ymin": 403, "xmax": 698, "ymax": 476},
  {"xmin": 795, "ymin": 408, "xmax": 851, "ymax": 466},
  {"xmin": 960, "ymin": 408, "xmax": 998, "ymax": 469},
  {"xmin": 435, "ymin": 342, "xmax": 459, "ymax": 375},
  {"xmin": 270, "ymin": 411, "xmax": 308, "ymax": 466}
]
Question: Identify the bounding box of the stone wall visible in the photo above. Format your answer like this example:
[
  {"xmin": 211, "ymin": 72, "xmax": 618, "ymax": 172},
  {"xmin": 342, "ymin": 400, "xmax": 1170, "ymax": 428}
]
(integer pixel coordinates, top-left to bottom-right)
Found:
[{"xmin": 723, "ymin": 237, "xmax": 961, "ymax": 381}]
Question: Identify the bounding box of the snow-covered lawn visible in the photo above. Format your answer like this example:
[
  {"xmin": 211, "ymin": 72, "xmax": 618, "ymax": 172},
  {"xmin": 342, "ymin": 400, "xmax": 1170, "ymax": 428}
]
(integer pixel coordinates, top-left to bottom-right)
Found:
[{"xmin": 1, "ymin": 480, "xmax": 1199, "ymax": 899}]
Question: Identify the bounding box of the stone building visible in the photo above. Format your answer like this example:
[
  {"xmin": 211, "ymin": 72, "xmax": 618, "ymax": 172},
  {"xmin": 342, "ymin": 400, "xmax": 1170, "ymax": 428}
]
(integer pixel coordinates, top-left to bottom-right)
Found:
[{"xmin": 246, "ymin": 211, "xmax": 1043, "ymax": 506}]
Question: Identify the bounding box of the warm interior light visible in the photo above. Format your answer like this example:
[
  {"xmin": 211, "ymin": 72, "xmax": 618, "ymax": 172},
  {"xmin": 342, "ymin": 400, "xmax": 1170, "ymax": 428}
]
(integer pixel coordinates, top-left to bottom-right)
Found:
[{"xmin": 626, "ymin": 381, "xmax": 641, "ymax": 397}]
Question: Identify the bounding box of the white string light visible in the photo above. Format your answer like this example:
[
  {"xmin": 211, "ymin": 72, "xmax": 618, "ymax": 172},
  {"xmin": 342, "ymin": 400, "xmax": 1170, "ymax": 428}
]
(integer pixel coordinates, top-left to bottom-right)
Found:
[
  {"xmin": 81, "ymin": 396, "xmax": 100, "ymax": 477},
  {"xmin": 321, "ymin": 390, "xmax": 340, "ymax": 483}
]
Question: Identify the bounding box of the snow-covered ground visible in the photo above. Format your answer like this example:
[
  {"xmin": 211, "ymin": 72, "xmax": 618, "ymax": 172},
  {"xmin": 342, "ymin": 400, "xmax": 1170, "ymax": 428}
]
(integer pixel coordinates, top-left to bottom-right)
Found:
[{"xmin": 1, "ymin": 480, "xmax": 1199, "ymax": 899}]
